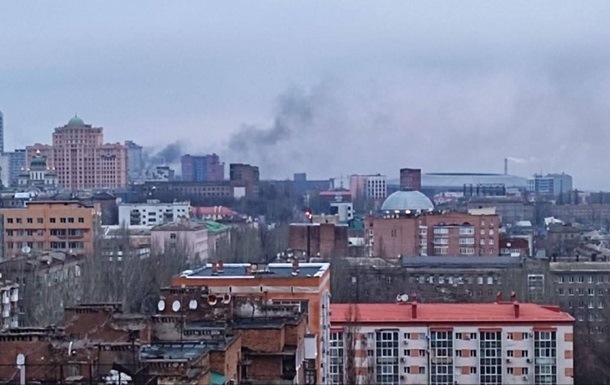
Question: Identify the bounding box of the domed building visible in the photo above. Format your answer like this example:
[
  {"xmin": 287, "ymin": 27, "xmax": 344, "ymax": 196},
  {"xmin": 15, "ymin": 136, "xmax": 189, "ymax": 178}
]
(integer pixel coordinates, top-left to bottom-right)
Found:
[
  {"xmin": 17, "ymin": 149, "xmax": 58, "ymax": 189},
  {"xmin": 380, "ymin": 189, "xmax": 434, "ymax": 212}
]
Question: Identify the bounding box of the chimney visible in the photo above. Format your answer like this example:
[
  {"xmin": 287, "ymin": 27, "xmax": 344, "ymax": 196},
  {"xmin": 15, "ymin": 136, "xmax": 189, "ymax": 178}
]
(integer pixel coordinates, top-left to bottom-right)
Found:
[
  {"xmin": 217, "ymin": 260, "xmax": 224, "ymax": 273},
  {"xmin": 496, "ymin": 292, "xmax": 503, "ymax": 303},
  {"xmin": 291, "ymin": 258, "xmax": 300, "ymax": 276},
  {"xmin": 510, "ymin": 291, "xmax": 517, "ymax": 302},
  {"xmin": 513, "ymin": 302, "xmax": 520, "ymax": 318},
  {"xmin": 411, "ymin": 294, "xmax": 418, "ymax": 319},
  {"xmin": 211, "ymin": 262, "xmax": 218, "ymax": 276}
]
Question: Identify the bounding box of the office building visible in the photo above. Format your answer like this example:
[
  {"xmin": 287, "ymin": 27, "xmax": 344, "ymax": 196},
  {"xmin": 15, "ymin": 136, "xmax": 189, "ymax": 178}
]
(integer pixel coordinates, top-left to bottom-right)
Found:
[
  {"xmin": 171, "ymin": 261, "xmax": 331, "ymax": 384},
  {"xmin": 26, "ymin": 116, "xmax": 128, "ymax": 190},
  {"xmin": 330, "ymin": 299, "xmax": 574, "ymax": 385},
  {"xmin": 0, "ymin": 149, "xmax": 26, "ymax": 187},
  {"xmin": 527, "ymin": 173, "xmax": 573, "ymax": 197},
  {"xmin": 125, "ymin": 140, "xmax": 145, "ymax": 182},
  {"xmin": 1, "ymin": 200, "xmax": 99, "ymax": 258},
  {"xmin": 350, "ymin": 174, "xmax": 387, "ymax": 200},
  {"xmin": 181, "ymin": 154, "xmax": 224, "ymax": 182},
  {"xmin": 118, "ymin": 199, "xmax": 190, "ymax": 226}
]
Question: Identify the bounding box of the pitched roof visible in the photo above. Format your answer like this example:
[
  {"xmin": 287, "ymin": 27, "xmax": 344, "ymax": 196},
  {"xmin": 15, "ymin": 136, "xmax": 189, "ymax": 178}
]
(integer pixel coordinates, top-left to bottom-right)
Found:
[{"xmin": 330, "ymin": 303, "xmax": 573, "ymax": 324}]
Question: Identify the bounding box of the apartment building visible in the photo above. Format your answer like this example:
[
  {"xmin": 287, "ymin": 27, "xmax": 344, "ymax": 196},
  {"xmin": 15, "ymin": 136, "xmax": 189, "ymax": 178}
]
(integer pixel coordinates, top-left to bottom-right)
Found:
[
  {"xmin": 365, "ymin": 208, "xmax": 500, "ymax": 258},
  {"xmin": 171, "ymin": 260, "xmax": 331, "ymax": 385},
  {"xmin": 330, "ymin": 299, "xmax": 574, "ymax": 385},
  {"xmin": 230, "ymin": 163, "xmax": 260, "ymax": 198},
  {"xmin": 0, "ymin": 277, "xmax": 18, "ymax": 330},
  {"xmin": 118, "ymin": 199, "xmax": 190, "ymax": 226},
  {"xmin": 1, "ymin": 200, "xmax": 98, "ymax": 258},
  {"xmin": 26, "ymin": 116, "xmax": 128, "ymax": 190},
  {"xmin": 289, "ymin": 222, "xmax": 349, "ymax": 258},
  {"xmin": 349, "ymin": 174, "xmax": 387, "ymax": 200}
]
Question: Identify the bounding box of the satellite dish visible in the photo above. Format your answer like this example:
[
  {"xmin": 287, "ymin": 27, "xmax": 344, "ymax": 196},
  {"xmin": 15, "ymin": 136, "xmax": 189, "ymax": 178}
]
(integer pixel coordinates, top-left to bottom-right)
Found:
[
  {"xmin": 188, "ymin": 299, "xmax": 198, "ymax": 310},
  {"xmin": 507, "ymin": 242, "xmax": 512, "ymax": 247},
  {"xmin": 401, "ymin": 294, "xmax": 409, "ymax": 302},
  {"xmin": 207, "ymin": 295, "xmax": 218, "ymax": 306},
  {"xmin": 222, "ymin": 293, "xmax": 232, "ymax": 304},
  {"xmin": 172, "ymin": 300, "xmax": 181, "ymax": 312},
  {"xmin": 395, "ymin": 294, "xmax": 403, "ymax": 302},
  {"xmin": 157, "ymin": 300, "xmax": 165, "ymax": 312},
  {"xmin": 21, "ymin": 246, "xmax": 31, "ymax": 254},
  {"xmin": 16, "ymin": 353, "xmax": 25, "ymax": 366}
]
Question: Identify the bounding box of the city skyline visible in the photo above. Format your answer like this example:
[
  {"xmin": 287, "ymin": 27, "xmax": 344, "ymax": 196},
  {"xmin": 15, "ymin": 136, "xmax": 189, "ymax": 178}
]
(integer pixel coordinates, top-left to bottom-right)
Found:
[{"xmin": 2, "ymin": 1, "xmax": 610, "ymax": 189}]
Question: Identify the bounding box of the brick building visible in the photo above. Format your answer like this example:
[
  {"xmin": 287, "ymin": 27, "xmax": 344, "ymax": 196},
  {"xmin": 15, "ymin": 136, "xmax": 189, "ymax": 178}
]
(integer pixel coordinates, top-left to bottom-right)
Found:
[
  {"xmin": 289, "ymin": 222, "xmax": 349, "ymax": 258},
  {"xmin": 26, "ymin": 116, "xmax": 128, "ymax": 190},
  {"xmin": 330, "ymin": 299, "xmax": 574, "ymax": 385},
  {"xmin": 171, "ymin": 261, "xmax": 331, "ymax": 385},
  {"xmin": 230, "ymin": 163, "xmax": 260, "ymax": 198},
  {"xmin": 400, "ymin": 168, "xmax": 422, "ymax": 191},
  {"xmin": 365, "ymin": 210, "xmax": 500, "ymax": 258},
  {"xmin": 1, "ymin": 200, "xmax": 99, "ymax": 258},
  {"xmin": 181, "ymin": 154, "xmax": 225, "ymax": 182}
]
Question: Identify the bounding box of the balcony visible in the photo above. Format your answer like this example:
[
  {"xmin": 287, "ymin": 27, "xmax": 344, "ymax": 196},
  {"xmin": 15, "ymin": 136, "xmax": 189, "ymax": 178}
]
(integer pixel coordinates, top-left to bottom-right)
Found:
[{"xmin": 535, "ymin": 357, "xmax": 556, "ymax": 365}]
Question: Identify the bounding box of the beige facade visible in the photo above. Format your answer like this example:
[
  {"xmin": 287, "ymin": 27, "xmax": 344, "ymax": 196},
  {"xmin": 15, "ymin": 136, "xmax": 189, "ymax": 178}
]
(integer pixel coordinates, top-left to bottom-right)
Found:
[
  {"xmin": 151, "ymin": 220, "xmax": 209, "ymax": 263},
  {"xmin": 26, "ymin": 116, "xmax": 127, "ymax": 190},
  {"xmin": 1, "ymin": 201, "xmax": 99, "ymax": 258}
]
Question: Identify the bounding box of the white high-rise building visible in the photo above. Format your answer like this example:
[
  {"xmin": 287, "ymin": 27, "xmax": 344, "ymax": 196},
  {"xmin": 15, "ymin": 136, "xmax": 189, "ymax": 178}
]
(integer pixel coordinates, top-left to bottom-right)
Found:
[{"xmin": 0, "ymin": 110, "xmax": 4, "ymax": 155}]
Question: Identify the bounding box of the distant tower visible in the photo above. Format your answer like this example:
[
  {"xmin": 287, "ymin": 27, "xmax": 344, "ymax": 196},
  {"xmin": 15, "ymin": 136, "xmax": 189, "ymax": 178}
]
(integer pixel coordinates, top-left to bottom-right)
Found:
[
  {"xmin": 504, "ymin": 158, "xmax": 508, "ymax": 175},
  {"xmin": 0, "ymin": 110, "xmax": 4, "ymax": 155},
  {"xmin": 400, "ymin": 168, "xmax": 422, "ymax": 190}
]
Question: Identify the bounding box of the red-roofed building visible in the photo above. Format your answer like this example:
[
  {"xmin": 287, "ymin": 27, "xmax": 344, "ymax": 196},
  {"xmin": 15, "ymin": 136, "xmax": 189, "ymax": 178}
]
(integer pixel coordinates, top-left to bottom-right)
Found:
[{"xmin": 329, "ymin": 298, "xmax": 574, "ymax": 385}]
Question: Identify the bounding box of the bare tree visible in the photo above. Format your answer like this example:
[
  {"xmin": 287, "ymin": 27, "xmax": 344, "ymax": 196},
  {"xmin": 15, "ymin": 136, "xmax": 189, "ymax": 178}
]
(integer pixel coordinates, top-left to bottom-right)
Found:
[{"xmin": 342, "ymin": 303, "xmax": 375, "ymax": 385}]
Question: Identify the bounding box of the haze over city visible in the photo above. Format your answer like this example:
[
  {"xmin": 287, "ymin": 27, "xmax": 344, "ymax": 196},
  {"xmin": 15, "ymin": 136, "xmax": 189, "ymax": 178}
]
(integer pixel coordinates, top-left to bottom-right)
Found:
[{"xmin": 2, "ymin": 1, "xmax": 610, "ymax": 189}]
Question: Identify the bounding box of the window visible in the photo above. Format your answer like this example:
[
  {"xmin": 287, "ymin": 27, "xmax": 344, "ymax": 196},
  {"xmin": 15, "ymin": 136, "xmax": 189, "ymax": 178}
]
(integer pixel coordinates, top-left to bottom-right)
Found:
[
  {"xmin": 522, "ymin": 350, "xmax": 529, "ymax": 357},
  {"xmin": 507, "ymin": 367, "xmax": 514, "ymax": 374},
  {"xmin": 479, "ymin": 331, "xmax": 502, "ymax": 384},
  {"xmin": 568, "ymin": 275, "xmax": 574, "ymax": 283},
  {"xmin": 375, "ymin": 330, "xmax": 399, "ymax": 385},
  {"xmin": 16, "ymin": 218, "xmax": 22, "ymax": 224},
  {"xmin": 419, "ymin": 349, "xmax": 426, "ymax": 356},
  {"xmin": 470, "ymin": 350, "xmax": 477, "ymax": 357},
  {"xmin": 456, "ymin": 350, "xmax": 463, "ymax": 357},
  {"xmin": 170, "ymin": 233, "xmax": 177, "ymax": 239},
  {"xmin": 523, "ymin": 367, "xmax": 529, "ymax": 375},
  {"xmin": 6, "ymin": 218, "xmax": 13, "ymax": 223},
  {"xmin": 507, "ymin": 350, "xmax": 514, "ymax": 357},
  {"xmin": 37, "ymin": 218, "xmax": 43, "ymax": 224},
  {"xmin": 507, "ymin": 333, "xmax": 514, "ymax": 340},
  {"xmin": 50, "ymin": 218, "xmax": 57, "ymax": 223},
  {"xmin": 67, "ymin": 217, "xmax": 74, "ymax": 223},
  {"xmin": 78, "ymin": 217, "xmax": 85, "ymax": 223},
  {"xmin": 60, "ymin": 217, "xmax": 67, "ymax": 223},
  {"xmin": 470, "ymin": 367, "xmax": 477, "ymax": 374},
  {"xmin": 329, "ymin": 332, "xmax": 344, "ymax": 384},
  {"xmin": 470, "ymin": 333, "xmax": 477, "ymax": 340},
  {"xmin": 26, "ymin": 218, "xmax": 33, "ymax": 224},
  {"xmin": 455, "ymin": 333, "xmax": 463, "ymax": 339},
  {"xmin": 534, "ymin": 331, "xmax": 557, "ymax": 385}
]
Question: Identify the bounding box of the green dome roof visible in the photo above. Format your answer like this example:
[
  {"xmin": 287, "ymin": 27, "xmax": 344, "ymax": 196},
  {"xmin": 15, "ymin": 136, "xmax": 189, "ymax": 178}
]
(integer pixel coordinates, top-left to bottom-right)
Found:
[{"xmin": 67, "ymin": 115, "xmax": 84, "ymax": 126}]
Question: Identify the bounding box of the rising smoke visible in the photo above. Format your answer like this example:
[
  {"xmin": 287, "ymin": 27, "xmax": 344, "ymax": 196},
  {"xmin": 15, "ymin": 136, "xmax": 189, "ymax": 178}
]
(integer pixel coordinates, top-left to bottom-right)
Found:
[
  {"xmin": 223, "ymin": 68, "xmax": 610, "ymax": 189},
  {"xmin": 144, "ymin": 141, "xmax": 184, "ymax": 167}
]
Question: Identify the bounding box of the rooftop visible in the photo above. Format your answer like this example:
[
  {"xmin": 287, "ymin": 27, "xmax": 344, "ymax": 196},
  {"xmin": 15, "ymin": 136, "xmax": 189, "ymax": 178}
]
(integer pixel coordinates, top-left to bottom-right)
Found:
[
  {"xmin": 401, "ymin": 256, "xmax": 523, "ymax": 269},
  {"xmin": 381, "ymin": 190, "xmax": 434, "ymax": 212},
  {"xmin": 152, "ymin": 220, "xmax": 206, "ymax": 232},
  {"xmin": 331, "ymin": 302, "xmax": 574, "ymax": 324},
  {"xmin": 140, "ymin": 343, "xmax": 209, "ymax": 361},
  {"xmin": 550, "ymin": 261, "xmax": 610, "ymax": 272},
  {"xmin": 180, "ymin": 262, "xmax": 329, "ymax": 279}
]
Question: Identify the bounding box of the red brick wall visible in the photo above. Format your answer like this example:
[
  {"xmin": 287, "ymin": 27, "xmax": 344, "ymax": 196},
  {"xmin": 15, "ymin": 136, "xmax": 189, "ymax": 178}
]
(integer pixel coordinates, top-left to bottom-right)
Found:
[
  {"xmin": 289, "ymin": 223, "xmax": 348, "ymax": 257},
  {"xmin": 239, "ymin": 327, "xmax": 284, "ymax": 352},
  {"xmin": 210, "ymin": 336, "xmax": 241, "ymax": 383},
  {"xmin": 285, "ymin": 317, "xmax": 307, "ymax": 347},
  {"xmin": 248, "ymin": 355, "xmax": 283, "ymax": 380}
]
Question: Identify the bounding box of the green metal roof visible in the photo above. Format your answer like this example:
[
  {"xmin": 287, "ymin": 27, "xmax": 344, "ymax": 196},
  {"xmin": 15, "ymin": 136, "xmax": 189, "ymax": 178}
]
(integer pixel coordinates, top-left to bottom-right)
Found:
[
  {"xmin": 67, "ymin": 115, "xmax": 84, "ymax": 126},
  {"xmin": 211, "ymin": 371, "xmax": 226, "ymax": 385},
  {"xmin": 204, "ymin": 220, "xmax": 229, "ymax": 233}
]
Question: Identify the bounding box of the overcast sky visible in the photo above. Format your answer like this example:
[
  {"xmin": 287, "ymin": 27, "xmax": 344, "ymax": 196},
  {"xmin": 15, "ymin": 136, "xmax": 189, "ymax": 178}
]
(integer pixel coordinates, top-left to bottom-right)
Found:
[{"xmin": 2, "ymin": 1, "xmax": 610, "ymax": 189}]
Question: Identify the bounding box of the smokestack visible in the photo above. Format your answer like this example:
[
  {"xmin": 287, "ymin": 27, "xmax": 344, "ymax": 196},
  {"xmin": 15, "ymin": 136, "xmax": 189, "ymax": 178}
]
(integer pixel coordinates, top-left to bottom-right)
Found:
[
  {"xmin": 291, "ymin": 258, "xmax": 300, "ymax": 276},
  {"xmin": 504, "ymin": 158, "xmax": 508, "ymax": 175},
  {"xmin": 211, "ymin": 262, "xmax": 218, "ymax": 276},
  {"xmin": 496, "ymin": 291, "xmax": 503, "ymax": 303},
  {"xmin": 411, "ymin": 294, "xmax": 418, "ymax": 319},
  {"xmin": 513, "ymin": 302, "xmax": 520, "ymax": 318},
  {"xmin": 217, "ymin": 260, "xmax": 224, "ymax": 273}
]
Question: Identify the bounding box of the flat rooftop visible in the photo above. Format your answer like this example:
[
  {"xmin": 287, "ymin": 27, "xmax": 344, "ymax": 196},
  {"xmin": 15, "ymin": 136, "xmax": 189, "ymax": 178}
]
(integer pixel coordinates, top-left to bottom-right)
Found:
[
  {"xmin": 550, "ymin": 261, "xmax": 610, "ymax": 272},
  {"xmin": 180, "ymin": 262, "xmax": 329, "ymax": 279},
  {"xmin": 140, "ymin": 343, "xmax": 209, "ymax": 361},
  {"xmin": 331, "ymin": 303, "xmax": 574, "ymax": 324},
  {"xmin": 402, "ymin": 256, "xmax": 523, "ymax": 269}
]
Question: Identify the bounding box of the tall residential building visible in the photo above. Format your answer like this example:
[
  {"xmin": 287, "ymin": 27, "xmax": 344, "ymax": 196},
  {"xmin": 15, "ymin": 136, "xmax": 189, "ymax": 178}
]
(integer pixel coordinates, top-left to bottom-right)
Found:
[
  {"xmin": 26, "ymin": 116, "xmax": 128, "ymax": 190},
  {"xmin": 1, "ymin": 200, "xmax": 99, "ymax": 258},
  {"xmin": 0, "ymin": 149, "xmax": 27, "ymax": 187},
  {"xmin": 329, "ymin": 300, "xmax": 574, "ymax": 385},
  {"xmin": 527, "ymin": 173, "xmax": 573, "ymax": 197},
  {"xmin": 171, "ymin": 261, "xmax": 331, "ymax": 385},
  {"xmin": 0, "ymin": 110, "xmax": 4, "ymax": 154},
  {"xmin": 181, "ymin": 154, "xmax": 224, "ymax": 182},
  {"xmin": 125, "ymin": 140, "xmax": 144, "ymax": 182}
]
